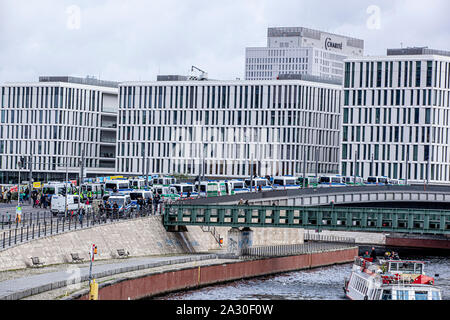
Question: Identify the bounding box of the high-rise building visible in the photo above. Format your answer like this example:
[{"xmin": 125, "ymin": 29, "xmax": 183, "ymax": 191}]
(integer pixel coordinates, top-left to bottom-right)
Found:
[
  {"xmin": 245, "ymin": 27, "xmax": 364, "ymax": 82},
  {"xmin": 117, "ymin": 76, "xmax": 342, "ymax": 178},
  {"xmin": 341, "ymin": 48, "xmax": 450, "ymax": 184},
  {"xmin": 0, "ymin": 76, "xmax": 119, "ymax": 184}
]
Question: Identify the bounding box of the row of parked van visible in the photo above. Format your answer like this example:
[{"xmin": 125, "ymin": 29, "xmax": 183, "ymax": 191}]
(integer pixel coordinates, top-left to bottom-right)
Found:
[{"xmin": 41, "ymin": 174, "xmax": 409, "ymax": 214}]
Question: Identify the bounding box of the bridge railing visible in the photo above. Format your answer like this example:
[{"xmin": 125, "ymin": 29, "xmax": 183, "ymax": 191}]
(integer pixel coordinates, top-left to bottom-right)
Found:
[
  {"xmin": 0, "ymin": 205, "xmax": 165, "ymax": 251},
  {"xmin": 164, "ymin": 204, "xmax": 450, "ymax": 235},
  {"xmin": 241, "ymin": 242, "xmax": 356, "ymax": 258},
  {"xmin": 303, "ymin": 232, "xmax": 356, "ymax": 244}
]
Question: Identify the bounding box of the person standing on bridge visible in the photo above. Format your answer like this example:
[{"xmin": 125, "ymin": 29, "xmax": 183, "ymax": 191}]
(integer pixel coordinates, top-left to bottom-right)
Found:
[{"xmin": 7, "ymin": 190, "xmax": 11, "ymax": 204}]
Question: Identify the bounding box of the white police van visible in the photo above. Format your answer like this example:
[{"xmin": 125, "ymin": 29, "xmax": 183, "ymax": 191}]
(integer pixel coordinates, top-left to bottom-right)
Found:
[
  {"xmin": 107, "ymin": 194, "xmax": 133, "ymax": 217},
  {"xmin": 129, "ymin": 190, "xmax": 153, "ymax": 209},
  {"xmin": 50, "ymin": 194, "xmax": 84, "ymax": 216}
]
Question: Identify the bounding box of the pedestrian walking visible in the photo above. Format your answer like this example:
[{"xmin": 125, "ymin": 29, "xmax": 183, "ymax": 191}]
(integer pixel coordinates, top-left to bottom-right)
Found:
[{"xmin": 7, "ymin": 190, "xmax": 12, "ymax": 204}]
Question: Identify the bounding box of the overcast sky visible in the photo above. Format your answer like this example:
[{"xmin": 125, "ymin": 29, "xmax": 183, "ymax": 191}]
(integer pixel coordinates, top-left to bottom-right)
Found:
[{"xmin": 0, "ymin": 0, "xmax": 449, "ymax": 84}]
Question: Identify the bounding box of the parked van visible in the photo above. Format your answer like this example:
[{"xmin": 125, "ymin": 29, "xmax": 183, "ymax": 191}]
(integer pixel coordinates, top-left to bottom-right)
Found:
[
  {"xmin": 225, "ymin": 180, "xmax": 250, "ymax": 195},
  {"xmin": 319, "ymin": 175, "xmax": 346, "ymax": 187},
  {"xmin": 172, "ymin": 183, "xmax": 198, "ymax": 198},
  {"xmin": 50, "ymin": 194, "xmax": 83, "ymax": 216},
  {"xmin": 366, "ymin": 176, "xmax": 389, "ymax": 185},
  {"xmin": 43, "ymin": 182, "xmax": 74, "ymax": 199},
  {"xmin": 244, "ymin": 177, "xmax": 273, "ymax": 192},
  {"xmin": 129, "ymin": 178, "xmax": 148, "ymax": 190},
  {"xmin": 129, "ymin": 190, "xmax": 153, "ymax": 209},
  {"xmin": 80, "ymin": 183, "xmax": 103, "ymax": 200},
  {"xmin": 104, "ymin": 179, "xmax": 132, "ymax": 194},
  {"xmin": 343, "ymin": 176, "xmax": 364, "ymax": 186},
  {"xmin": 272, "ymin": 176, "xmax": 300, "ymax": 190},
  {"xmin": 107, "ymin": 194, "xmax": 132, "ymax": 217},
  {"xmin": 206, "ymin": 181, "xmax": 227, "ymax": 197},
  {"xmin": 152, "ymin": 185, "xmax": 180, "ymax": 201},
  {"xmin": 297, "ymin": 176, "xmax": 320, "ymax": 188}
]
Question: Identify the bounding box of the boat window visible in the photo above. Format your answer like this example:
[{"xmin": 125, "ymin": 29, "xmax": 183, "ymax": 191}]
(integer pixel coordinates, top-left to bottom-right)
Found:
[
  {"xmin": 397, "ymin": 290, "xmax": 409, "ymax": 300},
  {"xmin": 174, "ymin": 186, "xmax": 182, "ymax": 192},
  {"xmin": 432, "ymin": 291, "xmax": 440, "ymax": 300},
  {"xmin": 273, "ymin": 179, "xmax": 283, "ymax": 186},
  {"xmin": 382, "ymin": 290, "xmax": 392, "ymax": 300},
  {"xmin": 286, "ymin": 179, "xmax": 296, "ymax": 185},
  {"xmin": 389, "ymin": 262, "xmax": 398, "ymax": 272},
  {"xmin": 182, "ymin": 186, "xmax": 193, "ymax": 193},
  {"xmin": 119, "ymin": 183, "xmax": 129, "ymax": 189},
  {"xmin": 414, "ymin": 263, "xmax": 423, "ymax": 274},
  {"xmin": 399, "ymin": 262, "xmax": 415, "ymax": 274},
  {"xmin": 367, "ymin": 177, "xmax": 377, "ymax": 183},
  {"xmin": 415, "ymin": 291, "xmax": 428, "ymax": 300}
]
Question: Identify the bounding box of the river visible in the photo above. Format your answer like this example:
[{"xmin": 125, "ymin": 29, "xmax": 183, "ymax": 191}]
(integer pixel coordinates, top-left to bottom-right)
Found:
[{"xmin": 158, "ymin": 255, "xmax": 449, "ymax": 300}]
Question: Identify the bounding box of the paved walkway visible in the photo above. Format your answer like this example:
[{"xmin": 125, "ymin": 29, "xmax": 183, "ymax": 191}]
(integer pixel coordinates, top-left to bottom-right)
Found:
[{"xmin": 0, "ymin": 253, "xmax": 223, "ymax": 300}]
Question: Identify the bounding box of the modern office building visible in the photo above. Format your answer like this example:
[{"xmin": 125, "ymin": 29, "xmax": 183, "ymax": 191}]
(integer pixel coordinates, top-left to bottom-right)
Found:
[
  {"xmin": 0, "ymin": 76, "xmax": 119, "ymax": 184},
  {"xmin": 340, "ymin": 48, "xmax": 450, "ymax": 184},
  {"xmin": 245, "ymin": 27, "xmax": 364, "ymax": 82},
  {"xmin": 116, "ymin": 75, "xmax": 342, "ymax": 178}
]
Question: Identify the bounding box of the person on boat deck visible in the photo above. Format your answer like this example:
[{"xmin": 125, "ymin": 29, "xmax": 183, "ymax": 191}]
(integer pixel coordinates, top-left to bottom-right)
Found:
[
  {"xmin": 384, "ymin": 251, "xmax": 391, "ymax": 259},
  {"xmin": 363, "ymin": 251, "xmax": 370, "ymax": 258},
  {"xmin": 370, "ymin": 247, "xmax": 377, "ymax": 260}
]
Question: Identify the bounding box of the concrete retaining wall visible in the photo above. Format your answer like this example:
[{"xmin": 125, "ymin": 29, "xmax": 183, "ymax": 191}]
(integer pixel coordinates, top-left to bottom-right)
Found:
[
  {"xmin": 0, "ymin": 217, "xmax": 304, "ymax": 272},
  {"xmin": 77, "ymin": 247, "xmax": 358, "ymax": 300}
]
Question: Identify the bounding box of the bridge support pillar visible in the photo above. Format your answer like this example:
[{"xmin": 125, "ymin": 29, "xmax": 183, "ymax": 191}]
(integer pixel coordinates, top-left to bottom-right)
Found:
[{"xmin": 227, "ymin": 227, "xmax": 253, "ymax": 256}]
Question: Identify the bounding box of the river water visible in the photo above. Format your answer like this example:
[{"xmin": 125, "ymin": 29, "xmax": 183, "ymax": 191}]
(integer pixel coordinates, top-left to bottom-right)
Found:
[{"xmin": 159, "ymin": 255, "xmax": 450, "ymax": 300}]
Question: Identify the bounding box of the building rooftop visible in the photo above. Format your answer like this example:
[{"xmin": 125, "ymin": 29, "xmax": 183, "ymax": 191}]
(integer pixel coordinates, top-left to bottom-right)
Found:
[
  {"xmin": 38, "ymin": 76, "xmax": 119, "ymax": 88},
  {"xmin": 267, "ymin": 26, "xmax": 364, "ymax": 49},
  {"xmin": 387, "ymin": 47, "xmax": 450, "ymax": 58}
]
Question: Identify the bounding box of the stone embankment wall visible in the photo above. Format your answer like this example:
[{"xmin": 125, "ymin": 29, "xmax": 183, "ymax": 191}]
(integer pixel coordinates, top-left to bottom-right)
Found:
[
  {"xmin": 77, "ymin": 247, "xmax": 358, "ymax": 300},
  {"xmin": 0, "ymin": 216, "xmax": 303, "ymax": 272}
]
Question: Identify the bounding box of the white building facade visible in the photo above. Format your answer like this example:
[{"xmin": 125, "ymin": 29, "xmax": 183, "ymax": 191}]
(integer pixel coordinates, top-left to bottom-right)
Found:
[
  {"xmin": 0, "ymin": 76, "xmax": 118, "ymax": 184},
  {"xmin": 341, "ymin": 49, "xmax": 450, "ymax": 184},
  {"xmin": 117, "ymin": 78, "xmax": 342, "ymax": 178},
  {"xmin": 245, "ymin": 27, "xmax": 364, "ymax": 82}
]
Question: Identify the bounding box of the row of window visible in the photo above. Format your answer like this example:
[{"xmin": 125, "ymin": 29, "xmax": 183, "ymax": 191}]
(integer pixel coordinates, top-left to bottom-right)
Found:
[
  {"xmin": 119, "ymin": 85, "xmax": 340, "ymax": 113},
  {"xmin": 343, "ymin": 106, "xmax": 447, "ymax": 126},
  {"xmin": 0, "ymin": 139, "xmax": 98, "ymax": 158},
  {"xmin": 0, "ymin": 109, "xmax": 101, "ymax": 127},
  {"xmin": 345, "ymin": 59, "xmax": 450, "ymax": 89},
  {"xmin": 0, "ymin": 124, "xmax": 99, "ymax": 143},
  {"xmin": 343, "ymin": 125, "xmax": 449, "ymax": 146},
  {"xmin": 0, "ymin": 86, "xmax": 107, "ymax": 112},
  {"xmin": 118, "ymin": 126, "xmax": 339, "ymax": 152},
  {"xmin": 342, "ymin": 143, "xmax": 450, "ymax": 163},
  {"xmin": 117, "ymin": 141, "xmax": 339, "ymax": 164},
  {"xmin": 0, "ymin": 154, "xmax": 96, "ymax": 171},
  {"xmin": 342, "ymin": 160, "xmax": 450, "ymax": 182},
  {"xmin": 344, "ymin": 89, "xmax": 450, "ymax": 108},
  {"xmin": 117, "ymin": 156, "xmax": 338, "ymax": 177},
  {"xmin": 118, "ymin": 109, "xmax": 339, "ymax": 129}
]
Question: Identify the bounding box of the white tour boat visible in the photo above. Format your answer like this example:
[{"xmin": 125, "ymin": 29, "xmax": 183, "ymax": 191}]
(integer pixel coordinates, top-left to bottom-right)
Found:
[{"xmin": 344, "ymin": 256, "xmax": 442, "ymax": 300}]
